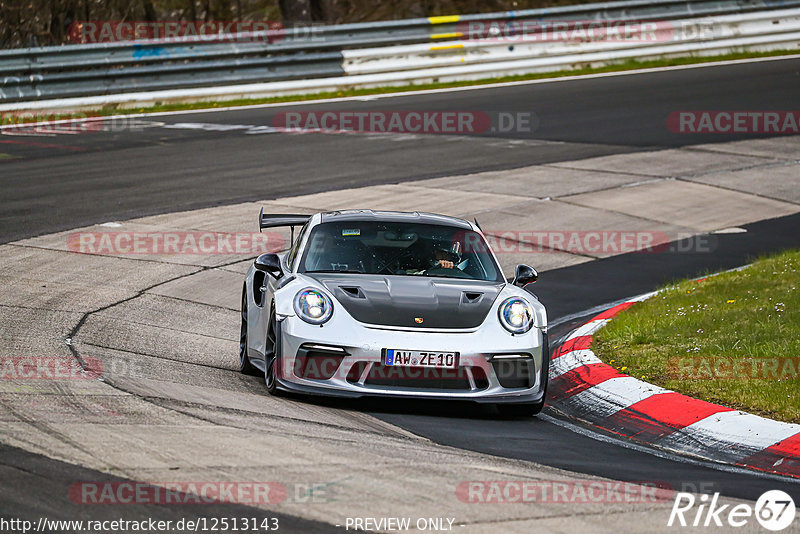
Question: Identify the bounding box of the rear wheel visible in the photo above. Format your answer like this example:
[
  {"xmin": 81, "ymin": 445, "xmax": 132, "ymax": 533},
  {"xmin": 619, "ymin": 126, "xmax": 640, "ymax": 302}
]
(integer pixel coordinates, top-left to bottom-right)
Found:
[
  {"xmin": 497, "ymin": 400, "xmax": 544, "ymax": 418},
  {"xmin": 239, "ymin": 287, "xmax": 259, "ymax": 376},
  {"xmin": 264, "ymin": 303, "xmax": 282, "ymax": 396}
]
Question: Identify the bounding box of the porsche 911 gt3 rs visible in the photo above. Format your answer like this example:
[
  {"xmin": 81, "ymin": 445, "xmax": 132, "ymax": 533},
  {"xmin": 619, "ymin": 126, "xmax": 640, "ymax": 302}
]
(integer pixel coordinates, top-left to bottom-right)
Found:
[{"xmin": 240, "ymin": 209, "xmax": 549, "ymax": 416}]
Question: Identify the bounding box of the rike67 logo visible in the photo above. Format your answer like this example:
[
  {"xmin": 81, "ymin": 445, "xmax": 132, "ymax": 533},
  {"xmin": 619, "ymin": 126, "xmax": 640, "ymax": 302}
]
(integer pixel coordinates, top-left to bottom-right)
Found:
[{"xmin": 669, "ymin": 490, "xmax": 796, "ymax": 531}]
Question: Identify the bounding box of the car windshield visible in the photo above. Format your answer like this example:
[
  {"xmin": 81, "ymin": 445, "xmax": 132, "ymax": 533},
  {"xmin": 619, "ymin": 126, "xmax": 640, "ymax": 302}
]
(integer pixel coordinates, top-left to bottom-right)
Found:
[{"xmin": 299, "ymin": 221, "xmax": 504, "ymax": 282}]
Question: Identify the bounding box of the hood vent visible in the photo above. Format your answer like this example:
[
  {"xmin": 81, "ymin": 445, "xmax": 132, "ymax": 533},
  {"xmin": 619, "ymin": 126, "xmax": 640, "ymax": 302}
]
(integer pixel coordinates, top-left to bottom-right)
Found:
[
  {"xmin": 310, "ymin": 274, "xmax": 503, "ymax": 329},
  {"xmin": 338, "ymin": 286, "xmax": 366, "ymax": 299}
]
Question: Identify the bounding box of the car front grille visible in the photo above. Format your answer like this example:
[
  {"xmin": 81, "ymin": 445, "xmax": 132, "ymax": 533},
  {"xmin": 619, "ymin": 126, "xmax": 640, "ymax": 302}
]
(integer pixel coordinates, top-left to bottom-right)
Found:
[{"xmin": 364, "ymin": 363, "xmax": 473, "ymax": 390}]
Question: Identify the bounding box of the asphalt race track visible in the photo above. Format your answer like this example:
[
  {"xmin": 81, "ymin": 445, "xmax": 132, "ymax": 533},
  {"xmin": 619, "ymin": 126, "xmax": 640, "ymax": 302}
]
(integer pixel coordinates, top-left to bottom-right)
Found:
[
  {"xmin": 2, "ymin": 57, "xmax": 800, "ymax": 243},
  {"xmin": 2, "ymin": 57, "xmax": 800, "ymax": 531}
]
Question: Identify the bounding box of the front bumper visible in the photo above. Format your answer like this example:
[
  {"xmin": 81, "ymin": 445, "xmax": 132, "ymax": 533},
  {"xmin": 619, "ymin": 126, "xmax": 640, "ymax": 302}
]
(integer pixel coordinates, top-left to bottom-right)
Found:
[{"xmin": 275, "ymin": 313, "xmax": 549, "ymax": 404}]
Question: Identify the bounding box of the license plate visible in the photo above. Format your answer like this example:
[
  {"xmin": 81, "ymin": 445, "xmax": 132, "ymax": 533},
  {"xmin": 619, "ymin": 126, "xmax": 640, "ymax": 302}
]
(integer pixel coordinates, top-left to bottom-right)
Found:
[{"xmin": 384, "ymin": 349, "xmax": 458, "ymax": 369}]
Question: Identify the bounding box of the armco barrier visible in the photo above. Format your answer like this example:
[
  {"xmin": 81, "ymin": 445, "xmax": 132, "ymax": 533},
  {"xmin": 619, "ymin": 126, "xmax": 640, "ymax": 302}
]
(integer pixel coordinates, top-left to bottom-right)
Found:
[{"xmin": 1, "ymin": 0, "xmax": 799, "ymax": 107}]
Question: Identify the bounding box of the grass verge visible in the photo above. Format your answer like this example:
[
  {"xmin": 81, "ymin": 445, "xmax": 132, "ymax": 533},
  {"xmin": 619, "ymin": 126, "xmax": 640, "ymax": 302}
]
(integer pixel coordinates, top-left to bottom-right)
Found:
[
  {"xmin": 593, "ymin": 249, "xmax": 800, "ymax": 424},
  {"xmin": 2, "ymin": 49, "xmax": 799, "ymax": 121}
]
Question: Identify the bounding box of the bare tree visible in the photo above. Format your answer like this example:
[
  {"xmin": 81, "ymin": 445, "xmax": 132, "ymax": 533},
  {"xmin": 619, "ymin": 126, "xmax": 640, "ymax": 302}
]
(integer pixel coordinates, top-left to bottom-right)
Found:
[
  {"xmin": 279, "ymin": 0, "xmax": 311, "ymax": 22},
  {"xmin": 0, "ymin": 0, "xmax": 593, "ymax": 48}
]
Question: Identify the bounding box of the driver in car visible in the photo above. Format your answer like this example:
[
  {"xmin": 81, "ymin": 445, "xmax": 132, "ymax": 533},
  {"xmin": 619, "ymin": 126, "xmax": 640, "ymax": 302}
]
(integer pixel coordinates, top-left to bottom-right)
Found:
[
  {"xmin": 403, "ymin": 240, "xmax": 461, "ymax": 273},
  {"xmin": 433, "ymin": 247, "xmax": 455, "ymax": 269}
]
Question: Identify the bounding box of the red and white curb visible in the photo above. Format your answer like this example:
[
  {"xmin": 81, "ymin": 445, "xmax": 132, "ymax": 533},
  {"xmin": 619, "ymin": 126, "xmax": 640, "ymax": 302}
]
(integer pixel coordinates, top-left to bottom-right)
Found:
[{"xmin": 547, "ymin": 293, "xmax": 800, "ymax": 479}]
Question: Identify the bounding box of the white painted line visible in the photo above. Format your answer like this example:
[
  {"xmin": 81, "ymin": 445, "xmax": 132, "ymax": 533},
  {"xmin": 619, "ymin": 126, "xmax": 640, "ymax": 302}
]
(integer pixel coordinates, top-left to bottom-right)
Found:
[
  {"xmin": 562, "ymin": 376, "xmax": 671, "ymax": 419},
  {"xmin": 628, "ymin": 291, "xmax": 659, "ymax": 303},
  {"xmin": 550, "ymin": 349, "xmax": 602, "ymax": 379},
  {"xmin": 564, "ymin": 319, "xmax": 609, "ymax": 340},
  {"xmin": 550, "ymin": 297, "xmax": 635, "ymax": 329}
]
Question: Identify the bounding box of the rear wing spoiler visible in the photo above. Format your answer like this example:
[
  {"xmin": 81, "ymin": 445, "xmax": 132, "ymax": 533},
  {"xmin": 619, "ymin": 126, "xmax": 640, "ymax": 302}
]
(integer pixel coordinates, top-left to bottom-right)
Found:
[
  {"xmin": 259, "ymin": 208, "xmax": 311, "ymax": 243},
  {"xmin": 258, "ymin": 209, "xmax": 311, "ymax": 230}
]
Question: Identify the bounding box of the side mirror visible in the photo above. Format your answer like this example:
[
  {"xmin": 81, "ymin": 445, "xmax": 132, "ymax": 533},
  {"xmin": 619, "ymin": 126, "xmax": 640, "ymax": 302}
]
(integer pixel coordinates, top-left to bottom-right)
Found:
[
  {"xmin": 254, "ymin": 253, "xmax": 283, "ymax": 278},
  {"xmin": 512, "ymin": 264, "xmax": 538, "ymax": 287}
]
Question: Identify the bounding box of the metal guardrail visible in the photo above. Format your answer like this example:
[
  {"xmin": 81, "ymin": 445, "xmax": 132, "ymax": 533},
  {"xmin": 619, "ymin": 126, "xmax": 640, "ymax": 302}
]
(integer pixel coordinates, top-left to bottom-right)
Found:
[
  {"xmin": 1, "ymin": 0, "xmax": 799, "ymax": 105},
  {"xmin": 342, "ymin": 10, "xmax": 800, "ymax": 74}
]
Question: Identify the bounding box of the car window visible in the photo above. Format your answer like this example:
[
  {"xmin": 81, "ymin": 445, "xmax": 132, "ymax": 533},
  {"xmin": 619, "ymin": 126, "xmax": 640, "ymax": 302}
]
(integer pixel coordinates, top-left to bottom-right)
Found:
[
  {"xmin": 287, "ymin": 221, "xmax": 310, "ymax": 270},
  {"xmin": 298, "ymin": 221, "xmax": 503, "ymax": 282}
]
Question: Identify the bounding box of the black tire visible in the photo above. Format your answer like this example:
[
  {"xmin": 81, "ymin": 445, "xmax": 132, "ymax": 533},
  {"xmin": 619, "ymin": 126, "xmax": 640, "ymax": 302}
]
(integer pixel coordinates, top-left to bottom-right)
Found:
[
  {"xmin": 264, "ymin": 303, "xmax": 283, "ymax": 396},
  {"xmin": 497, "ymin": 401, "xmax": 544, "ymax": 418},
  {"xmin": 239, "ymin": 287, "xmax": 259, "ymax": 376}
]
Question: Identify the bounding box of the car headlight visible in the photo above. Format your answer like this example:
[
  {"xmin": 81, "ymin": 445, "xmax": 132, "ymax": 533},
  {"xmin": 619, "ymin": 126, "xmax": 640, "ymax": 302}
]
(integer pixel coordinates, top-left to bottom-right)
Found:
[
  {"xmin": 294, "ymin": 288, "xmax": 333, "ymax": 324},
  {"xmin": 498, "ymin": 297, "xmax": 534, "ymax": 334}
]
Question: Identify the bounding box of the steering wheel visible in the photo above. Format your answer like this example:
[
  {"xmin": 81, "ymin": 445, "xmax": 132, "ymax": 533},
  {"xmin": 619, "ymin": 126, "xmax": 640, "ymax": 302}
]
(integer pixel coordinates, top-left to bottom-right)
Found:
[{"xmin": 423, "ymin": 265, "xmax": 472, "ymax": 278}]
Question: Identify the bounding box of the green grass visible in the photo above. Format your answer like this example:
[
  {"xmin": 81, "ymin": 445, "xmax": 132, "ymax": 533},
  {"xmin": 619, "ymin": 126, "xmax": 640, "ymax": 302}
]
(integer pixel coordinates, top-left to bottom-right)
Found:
[
  {"xmin": 3, "ymin": 48, "xmax": 799, "ymax": 122},
  {"xmin": 593, "ymin": 249, "xmax": 800, "ymax": 423}
]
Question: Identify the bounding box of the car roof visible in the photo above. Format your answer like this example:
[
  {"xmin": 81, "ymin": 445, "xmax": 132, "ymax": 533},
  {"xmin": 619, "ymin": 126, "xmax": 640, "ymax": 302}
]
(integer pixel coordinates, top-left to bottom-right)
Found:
[{"xmin": 318, "ymin": 209, "xmax": 473, "ymax": 230}]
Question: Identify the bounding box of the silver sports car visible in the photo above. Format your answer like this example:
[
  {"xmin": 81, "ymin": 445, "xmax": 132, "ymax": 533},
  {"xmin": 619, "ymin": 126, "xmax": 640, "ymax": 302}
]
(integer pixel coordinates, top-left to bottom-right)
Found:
[{"xmin": 240, "ymin": 209, "xmax": 549, "ymax": 416}]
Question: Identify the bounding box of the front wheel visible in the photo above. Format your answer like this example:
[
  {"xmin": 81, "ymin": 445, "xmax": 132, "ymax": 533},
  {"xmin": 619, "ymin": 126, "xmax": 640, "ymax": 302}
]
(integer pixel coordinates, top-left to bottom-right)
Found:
[
  {"xmin": 496, "ymin": 400, "xmax": 544, "ymax": 418},
  {"xmin": 239, "ymin": 287, "xmax": 259, "ymax": 376},
  {"xmin": 264, "ymin": 304, "xmax": 283, "ymax": 396}
]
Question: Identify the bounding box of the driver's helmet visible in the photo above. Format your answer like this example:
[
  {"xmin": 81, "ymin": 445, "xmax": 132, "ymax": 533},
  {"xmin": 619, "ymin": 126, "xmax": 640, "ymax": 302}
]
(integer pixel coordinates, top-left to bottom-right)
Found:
[{"xmin": 433, "ymin": 239, "xmax": 462, "ymax": 263}]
